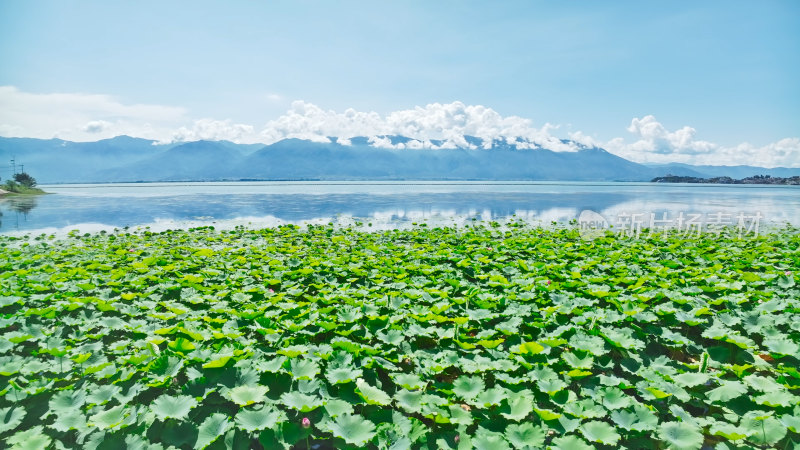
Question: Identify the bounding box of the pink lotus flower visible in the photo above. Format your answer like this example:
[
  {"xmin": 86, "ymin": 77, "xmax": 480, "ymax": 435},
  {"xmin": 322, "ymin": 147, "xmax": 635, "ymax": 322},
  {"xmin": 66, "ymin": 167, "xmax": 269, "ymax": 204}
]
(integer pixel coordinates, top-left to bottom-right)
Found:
[
  {"xmin": 302, "ymin": 417, "xmax": 311, "ymax": 428},
  {"xmin": 546, "ymin": 280, "xmax": 551, "ymax": 285},
  {"xmin": 454, "ymin": 435, "xmax": 460, "ymax": 444},
  {"xmin": 787, "ymin": 271, "xmax": 792, "ymax": 276}
]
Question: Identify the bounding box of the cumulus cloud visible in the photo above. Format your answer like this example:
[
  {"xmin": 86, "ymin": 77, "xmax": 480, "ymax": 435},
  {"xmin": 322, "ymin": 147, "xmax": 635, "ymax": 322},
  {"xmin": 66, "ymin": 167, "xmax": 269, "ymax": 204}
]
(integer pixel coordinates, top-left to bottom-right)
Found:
[
  {"xmin": 605, "ymin": 115, "xmax": 799, "ymax": 167},
  {"xmin": 2, "ymin": 86, "xmax": 797, "ymax": 166},
  {"xmin": 83, "ymin": 120, "xmax": 112, "ymax": 133},
  {"xmin": 260, "ymin": 100, "xmax": 578, "ymax": 151},
  {"xmin": 170, "ymin": 119, "xmax": 256, "ymax": 143}
]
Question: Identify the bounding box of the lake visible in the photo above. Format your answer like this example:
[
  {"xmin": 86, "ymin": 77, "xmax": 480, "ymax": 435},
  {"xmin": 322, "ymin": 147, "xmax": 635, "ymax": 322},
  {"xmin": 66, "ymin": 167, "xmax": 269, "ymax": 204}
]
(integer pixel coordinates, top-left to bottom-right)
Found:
[{"xmin": 1, "ymin": 181, "xmax": 798, "ymax": 235}]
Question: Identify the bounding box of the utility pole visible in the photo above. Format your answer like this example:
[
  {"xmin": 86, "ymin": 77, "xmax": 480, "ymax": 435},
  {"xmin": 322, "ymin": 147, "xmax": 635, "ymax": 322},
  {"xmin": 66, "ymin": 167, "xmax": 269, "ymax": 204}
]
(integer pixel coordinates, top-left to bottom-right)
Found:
[
  {"xmin": 10, "ymin": 157, "xmax": 15, "ymax": 175},
  {"xmin": 19, "ymin": 164, "xmax": 23, "ymax": 174}
]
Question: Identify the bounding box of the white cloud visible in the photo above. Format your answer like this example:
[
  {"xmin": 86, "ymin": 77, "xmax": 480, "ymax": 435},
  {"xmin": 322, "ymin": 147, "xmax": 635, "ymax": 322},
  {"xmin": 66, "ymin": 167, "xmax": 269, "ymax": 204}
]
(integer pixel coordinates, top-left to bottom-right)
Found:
[
  {"xmin": 0, "ymin": 85, "xmax": 188, "ymax": 141},
  {"xmin": 605, "ymin": 115, "xmax": 799, "ymax": 167},
  {"xmin": 83, "ymin": 120, "xmax": 112, "ymax": 133},
  {"xmin": 170, "ymin": 119, "xmax": 256, "ymax": 143},
  {"xmin": 1, "ymin": 86, "xmax": 797, "ymax": 167},
  {"xmin": 259, "ymin": 100, "xmax": 578, "ymax": 151}
]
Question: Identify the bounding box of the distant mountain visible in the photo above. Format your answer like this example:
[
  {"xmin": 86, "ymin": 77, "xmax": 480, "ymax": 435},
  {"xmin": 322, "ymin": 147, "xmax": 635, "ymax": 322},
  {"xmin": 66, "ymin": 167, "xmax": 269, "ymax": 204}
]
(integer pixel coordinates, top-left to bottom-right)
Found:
[
  {"xmin": 99, "ymin": 141, "xmax": 245, "ymax": 182},
  {"xmin": 646, "ymin": 162, "xmax": 800, "ymax": 179},
  {"xmin": 0, "ymin": 136, "xmax": 169, "ymax": 183},
  {"xmin": 1, "ymin": 135, "xmax": 798, "ymax": 183}
]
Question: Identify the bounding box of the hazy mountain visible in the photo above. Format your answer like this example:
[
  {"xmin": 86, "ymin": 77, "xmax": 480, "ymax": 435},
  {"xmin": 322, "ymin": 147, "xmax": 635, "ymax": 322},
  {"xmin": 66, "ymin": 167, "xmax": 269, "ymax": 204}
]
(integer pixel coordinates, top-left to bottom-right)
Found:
[
  {"xmin": 98, "ymin": 141, "xmax": 245, "ymax": 182},
  {"xmin": 0, "ymin": 136, "xmax": 169, "ymax": 183},
  {"xmin": 646, "ymin": 163, "xmax": 800, "ymax": 179},
  {"xmin": 1, "ymin": 135, "xmax": 798, "ymax": 183}
]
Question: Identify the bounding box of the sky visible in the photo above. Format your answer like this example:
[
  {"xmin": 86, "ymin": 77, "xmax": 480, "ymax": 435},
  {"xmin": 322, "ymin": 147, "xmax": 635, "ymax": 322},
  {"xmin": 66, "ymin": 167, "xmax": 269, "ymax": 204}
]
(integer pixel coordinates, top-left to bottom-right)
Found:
[{"xmin": 0, "ymin": 1, "xmax": 798, "ymax": 167}]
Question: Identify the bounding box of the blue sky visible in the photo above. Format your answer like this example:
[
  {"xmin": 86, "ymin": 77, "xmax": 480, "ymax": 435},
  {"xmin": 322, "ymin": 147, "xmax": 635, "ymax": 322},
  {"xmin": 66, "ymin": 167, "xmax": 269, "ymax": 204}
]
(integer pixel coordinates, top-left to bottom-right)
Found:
[{"xmin": 1, "ymin": 1, "xmax": 798, "ymax": 166}]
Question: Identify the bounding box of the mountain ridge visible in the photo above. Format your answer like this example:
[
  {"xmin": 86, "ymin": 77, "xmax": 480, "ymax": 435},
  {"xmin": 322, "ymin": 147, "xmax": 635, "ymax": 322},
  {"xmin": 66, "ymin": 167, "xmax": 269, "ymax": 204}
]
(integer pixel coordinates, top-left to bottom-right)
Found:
[{"xmin": 1, "ymin": 135, "xmax": 797, "ymax": 184}]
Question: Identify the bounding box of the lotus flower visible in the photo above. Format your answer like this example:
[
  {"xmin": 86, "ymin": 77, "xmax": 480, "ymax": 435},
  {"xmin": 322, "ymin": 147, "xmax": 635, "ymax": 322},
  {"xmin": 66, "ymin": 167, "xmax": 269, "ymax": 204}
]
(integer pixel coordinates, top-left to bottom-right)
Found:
[{"xmin": 302, "ymin": 417, "xmax": 311, "ymax": 428}]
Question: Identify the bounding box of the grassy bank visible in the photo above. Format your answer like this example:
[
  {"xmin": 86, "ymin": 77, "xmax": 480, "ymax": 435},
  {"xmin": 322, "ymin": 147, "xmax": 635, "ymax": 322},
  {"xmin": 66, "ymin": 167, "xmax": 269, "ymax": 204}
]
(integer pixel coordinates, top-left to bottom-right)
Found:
[
  {"xmin": 1, "ymin": 181, "xmax": 47, "ymax": 195},
  {"xmin": 0, "ymin": 224, "xmax": 798, "ymax": 449}
]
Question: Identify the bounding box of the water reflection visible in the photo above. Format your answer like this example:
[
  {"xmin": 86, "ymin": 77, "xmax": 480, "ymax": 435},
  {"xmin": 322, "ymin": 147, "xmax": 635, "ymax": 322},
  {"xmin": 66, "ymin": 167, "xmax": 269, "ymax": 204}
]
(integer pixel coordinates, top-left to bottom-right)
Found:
[
  {"xmin": 0, "ymin": 196, "xmax": 39, "ymax": 230},
  {"xmin": 1, "ymin": 182, "xmax": 798, "ymax": 235}
]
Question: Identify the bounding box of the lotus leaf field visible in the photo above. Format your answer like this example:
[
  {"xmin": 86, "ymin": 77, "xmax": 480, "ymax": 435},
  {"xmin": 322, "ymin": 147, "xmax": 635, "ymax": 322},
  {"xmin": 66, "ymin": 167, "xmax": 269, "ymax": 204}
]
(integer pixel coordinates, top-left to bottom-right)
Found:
[{"xmin": 1, "ymin": 224, "xmax": 799, "ymax": 449}]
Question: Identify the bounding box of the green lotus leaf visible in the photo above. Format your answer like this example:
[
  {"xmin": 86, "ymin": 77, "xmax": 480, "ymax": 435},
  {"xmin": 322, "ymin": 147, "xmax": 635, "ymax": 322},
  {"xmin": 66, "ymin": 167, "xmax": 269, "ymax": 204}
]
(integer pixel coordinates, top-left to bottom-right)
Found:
[
  {"xmin": 394, "ymin": 389, "xmax": 424, "ymax": 414},
  {"xmin": 467, "ymin": 387, "xmax": 506, "ymax": 408},
  {"xmin": 327, "ymin": 414, "xmax": 377, "ymax": 446},
  {"xmin": 709, "ymin": 420, "xmax": 748, "ymax": 441},
  {"xmin": 569, "ymin": 332, "xmax": 607, "ymax": 356},
  {"xmin": 168, "ymin": 337, "xmax": 196, "ymax": 352},
  {"xmin": 227, "ymin": 385, "xmax": 269, "ymax": 406},
  {"xmin": 672, "ymin": 372, "xmax": 710, "ymax": 388},
  {"xmin": 597, "ymin": 387, "xmax": 633, "ymax": 410},
  {"xmin": 452, "ymin": 375, "xmax": 485, "ymax": 400},
  {"xmin": 706, "ymin": 380, "xmax": 747, "ymax": 402},
  {"xmin": 194, "ymin": 413, "xmax": 231, "ymax": 449},
  {"xmin": 562, "ymin": 351, "xmax": 594, "ymax": 369},
  {"xmin": 326, "ymin": 366, "xmax": 362, "ymax": 384},
  {"xmin": 580, "ymin": 421, "xmax": 620, "ymax": 445},
  {"xmin": 740, "ymin": 416, "xmax": 787, "ymax": 445},
  {"xmin": 254, "ymin": 356, "xmax": 287, "ymax": 373},
  {"xmin": 49, "ymin": 410, "xmax": 88, "ymax": 433},
  {"xmin": 4, "ymin": 220, "xmax": 800, "ymax": 450},
  {"xmin": 472, "ymin": 429, "xmax": 510, "ymax": 450},
  {"xmin": 743, "ymin": 374, "xmax": 782, "ymax": 392},
  {"xmin": 392, "ymin": 373, "xmax": 425, "ymax": 390},
  {"xmin": 536, "ymin": 378, "xmax": 567, "ymax": 395},
  {"xmin": 151, "ymin": 394, "xmax": 199, "ymax": 420},
  {"xmin": 49, "ymin": 389, "xmax": 86, "ymax": 413},
  {"xmin": 323, "ymin": 398, "xmax": 354, "ymax": 418},
  {"xmin": 777, "ymin": 274, "xmax": 795, "ymax": 288},
  {"xmin": 234, "ymin": 407, "xmax": 283, "ymax": 432},
  {"xmin": 600, "ymin": 327, "xmax": 643, "ymax": 350},
  {"xmin": 447, "ymin": 404, "xmax": 473, "ymax": 425},
  {"xmin": 534, "ymin": 408, "xmax": 561, "ymax": 421},
  {"xmin": 280, "ymin": 391, "xmax": 323, "ymax": 411},
  {"xmin": 500, "ymin": 393, "xmax": 533, "ymax": 420},
  {"xmin": 763, "ymin": 338, "xmax": 799, "ymax": 356},
  {"xmin": 278, "ymin": 345, "xmax": 309, "ymax": 358},
  {"xmin": 610, "ymin": 404, "xmax": 658, "ymax": 431},
  {"xmin": 377, "ymin": 329, "xmax": 405, "ymax": 345},
  {"xmin": 780, "ymin": 410, "xmax": 800, "ymax": 430},
  {"xmin": 88, "ymin": 405, "xmax": 129, "ymax": 430},
  {"xmin": 355, "ymin": 378, "xmax": 392, "ymax": 406},
  {"xmin": 658, "ymin": 422, "xmax": 703, "ymax": 450},
  {"xmin": 289, "ymin": 358, "xmax": 320, "ymax": 380},
  {"xmin": 0, "ymin": 407, "xmax": 25, "ymax": 434},
  {"xmin": 202, "ymin": 355, "xmax": 232, "ymax": 369},
  {"xmin": 0, "ymin": 359, "xmax": 24, "ymax": 376},
  {"xmin": 505, "ymin": 423, "xmax": 545, "ymax": 449},
  {"xmin": 563, "ymin": 398, "xmax": 605, "ymax": 419},
  {"xmin": 550, "ymin": 435, "xmax": 595, "ymax": 450},
  {"xmin": 755, "ymin": 391, "xmax": 798, "ymax": 407},
  {"xmin": 86, "ymin": 384, "xmax": 122, "ymax": 405},
  {"xmin": 150, "ymin": 355, "xmax": 184, "ymax": 377},
  {"xmin": 517, "ymin": 342, "xmax": 545, "ymax": 354},
  {"xmin": 7, "ymin": 425, "xmax": 52, "ymax": 450}
]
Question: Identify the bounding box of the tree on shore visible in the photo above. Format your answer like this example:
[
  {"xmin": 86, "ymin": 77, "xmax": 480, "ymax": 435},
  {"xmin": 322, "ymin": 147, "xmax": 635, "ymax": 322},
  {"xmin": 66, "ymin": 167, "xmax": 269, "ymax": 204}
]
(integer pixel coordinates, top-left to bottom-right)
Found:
[{"xmin": 13, "ymin": 172, "xmax": 37, "ymax": 188}]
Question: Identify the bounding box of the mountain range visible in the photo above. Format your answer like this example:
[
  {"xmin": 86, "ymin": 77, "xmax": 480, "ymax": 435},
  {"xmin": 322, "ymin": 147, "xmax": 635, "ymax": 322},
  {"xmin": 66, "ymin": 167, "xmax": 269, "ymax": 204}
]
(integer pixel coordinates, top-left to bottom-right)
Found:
[{"xmin": 1, "ymin": 135, "xmax": 797, "ymax": 184}]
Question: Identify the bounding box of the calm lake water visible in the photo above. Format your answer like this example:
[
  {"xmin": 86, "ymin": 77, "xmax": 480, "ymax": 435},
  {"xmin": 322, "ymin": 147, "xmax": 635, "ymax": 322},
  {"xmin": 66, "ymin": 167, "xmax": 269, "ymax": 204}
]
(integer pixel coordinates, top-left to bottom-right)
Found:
[{"xmin": 1, "ymin": 181, "xmax": 798, "ymax": 235}]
